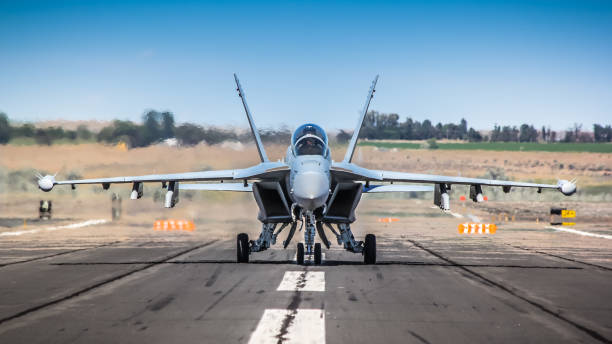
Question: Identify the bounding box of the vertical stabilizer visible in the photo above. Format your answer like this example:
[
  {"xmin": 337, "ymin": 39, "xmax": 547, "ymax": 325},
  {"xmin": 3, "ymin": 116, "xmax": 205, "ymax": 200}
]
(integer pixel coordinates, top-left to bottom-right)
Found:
[
  {"xmin": 234, "ymin": 74, "xmax": 269, "ymax": 162},
  {"xmin": 343, "ymin": 75, "xmax": 379, "ymax": 163}
]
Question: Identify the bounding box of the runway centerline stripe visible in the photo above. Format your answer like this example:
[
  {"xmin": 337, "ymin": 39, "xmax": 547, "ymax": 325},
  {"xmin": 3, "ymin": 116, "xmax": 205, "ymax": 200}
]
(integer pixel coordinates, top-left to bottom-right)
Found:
[
  {"xmin": 277, "ymin": 271, "xmax": 325, "ymax": 292},
  {"xmin": 248, "ymin": 309, "xmax": 325, "ymax": 344}
]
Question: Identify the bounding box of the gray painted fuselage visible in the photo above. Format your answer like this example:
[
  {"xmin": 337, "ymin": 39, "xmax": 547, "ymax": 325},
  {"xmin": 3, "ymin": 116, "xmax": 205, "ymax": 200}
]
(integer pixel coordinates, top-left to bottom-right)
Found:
[{"xmin": 286, "ymin": 140, "xmax": 332, "ymax": 211}]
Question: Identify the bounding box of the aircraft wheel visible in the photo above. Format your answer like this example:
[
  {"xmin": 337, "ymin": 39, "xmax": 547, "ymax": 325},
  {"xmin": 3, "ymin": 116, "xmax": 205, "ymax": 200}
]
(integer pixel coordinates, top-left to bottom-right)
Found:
[
  {"xmin": 296, "ymin": 243, "xmax": 305, "ymax": 265},
  {"xmin": 314, "ymin": 243, "xmax": 322, "ymax": 265},
  {"xmin": 237, "ymin": 233, "xmax": 249, "ymax": 263},
  {"xmin": 364, "ymin": 234, "xmax": 376, "ymax": 264}
]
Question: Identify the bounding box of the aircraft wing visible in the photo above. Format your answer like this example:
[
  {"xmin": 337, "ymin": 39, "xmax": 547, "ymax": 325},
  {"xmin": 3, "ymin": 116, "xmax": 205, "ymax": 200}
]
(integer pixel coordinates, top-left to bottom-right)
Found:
[
  {"xmin": 180, "ymin": 183, "xmax": 253, "ymax": 192},
  {"xmin": 39, "ymin": 162, "xmax": 288, "ymax": 190},
  {"xmin": 363, "ymin": 184, "xmax": 433, "ymax": 193},
  {"xmin": 332, "ymin": 162, "xmax": 576, "ymax": 194}
]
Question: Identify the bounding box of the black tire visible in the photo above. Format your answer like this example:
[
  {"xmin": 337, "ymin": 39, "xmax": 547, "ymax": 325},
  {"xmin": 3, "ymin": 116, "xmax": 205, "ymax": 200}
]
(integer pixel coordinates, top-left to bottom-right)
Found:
[
  {"xmin": 237, "ymin": 233, "xmax": 249, "ymax": 263},
  {"xmin": 364, "ymin": 234, "xmax": 376, "ymax": 264},
  {"xmin": 296, "ymin": 243, "xmax": 305, "ymax": 265},
  {"xmin": 314, "ymin": 243, "xmax": 322, "ymax": 265}
]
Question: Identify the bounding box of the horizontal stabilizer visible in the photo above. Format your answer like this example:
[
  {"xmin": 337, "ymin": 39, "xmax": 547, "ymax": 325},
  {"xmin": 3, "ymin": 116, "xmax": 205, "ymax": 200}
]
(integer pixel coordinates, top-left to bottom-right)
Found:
[
  {"xmin": 180, "ymin": 183, "xmax": 253, "ymax": 192},
  {"xmin": 363, "ymin": 185, "xmax": 434, "ymax": 193}
]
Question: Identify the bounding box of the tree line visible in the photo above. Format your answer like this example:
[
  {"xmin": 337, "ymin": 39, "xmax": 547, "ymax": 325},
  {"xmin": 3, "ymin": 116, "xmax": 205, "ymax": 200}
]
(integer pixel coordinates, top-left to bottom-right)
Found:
[
  {"xmin": 0, "ymin": 111, "xmax": 292, "ymax": 147},
  {"xmin": 0, "ymin": 110, "xmax": 610, "ymax": 146},
  {"xmin": 339, "ymin": 111, "xmax": 611, "ymax": 143}
]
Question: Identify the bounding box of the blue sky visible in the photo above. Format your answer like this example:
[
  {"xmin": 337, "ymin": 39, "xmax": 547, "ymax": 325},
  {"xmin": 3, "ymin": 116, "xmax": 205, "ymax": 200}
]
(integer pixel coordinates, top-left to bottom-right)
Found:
[{"xmin": 1, "ymin": 0, "xmax": 611, "ymax": 131}]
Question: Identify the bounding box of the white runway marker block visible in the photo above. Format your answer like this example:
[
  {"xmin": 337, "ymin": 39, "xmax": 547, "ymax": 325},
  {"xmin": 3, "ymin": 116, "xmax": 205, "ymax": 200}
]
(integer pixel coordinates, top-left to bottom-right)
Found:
[
  {"xmin": 248, "ymin": 309, "xmax": 325, "ymax": 344},
  {"xmin": 277, "ymin": 271, "xmax": 325, "ymax": 292}
]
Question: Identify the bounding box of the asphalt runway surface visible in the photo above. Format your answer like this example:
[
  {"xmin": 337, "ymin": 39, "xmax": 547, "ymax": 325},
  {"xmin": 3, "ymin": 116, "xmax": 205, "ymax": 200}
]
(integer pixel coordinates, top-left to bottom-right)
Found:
[{"xmin": 1, "ymin": 220, "xmax": 611, "ymax": 343}]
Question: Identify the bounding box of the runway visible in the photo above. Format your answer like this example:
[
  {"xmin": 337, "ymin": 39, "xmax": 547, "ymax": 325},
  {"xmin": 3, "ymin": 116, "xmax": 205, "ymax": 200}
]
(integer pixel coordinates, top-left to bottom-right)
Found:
[{"xmin": 0, "ymin": 220, "xmax": 611, "ymax": 344}]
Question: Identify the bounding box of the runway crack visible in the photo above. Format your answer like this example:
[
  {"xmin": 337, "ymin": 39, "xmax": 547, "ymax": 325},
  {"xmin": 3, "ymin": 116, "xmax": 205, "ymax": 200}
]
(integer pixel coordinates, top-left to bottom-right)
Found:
[
  {"xmin": 506, "ymin": 244, "xmax": 612, "ymax": 272},
  {"xmin": 0, "ymin": 241, "xmax": 121, "ymax": 268},
  {"xmin": 0, "ymin": 240, "xmax": 217, "ymax": 326},
  {"xmin": 407, "ymin": 239, "xmax": 612, "ymax": 344}
]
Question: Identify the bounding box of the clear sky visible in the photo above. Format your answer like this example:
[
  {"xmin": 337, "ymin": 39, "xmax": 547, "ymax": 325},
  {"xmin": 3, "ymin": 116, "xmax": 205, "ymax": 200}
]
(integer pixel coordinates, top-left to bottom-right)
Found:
[{"xmin": 1, "ymin": 0, "xmax": 611, "ymax": 131}]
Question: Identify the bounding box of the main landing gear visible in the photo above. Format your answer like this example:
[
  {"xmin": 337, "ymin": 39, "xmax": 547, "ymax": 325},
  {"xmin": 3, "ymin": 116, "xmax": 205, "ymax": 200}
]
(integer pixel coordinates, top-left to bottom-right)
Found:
[
  {"xmin": 237, "ymin": 233, "xmax": 249, "ymax": 263},
  {"xmin": 236, "ymin": 221, "xmax": 376, "ymax": 265}
]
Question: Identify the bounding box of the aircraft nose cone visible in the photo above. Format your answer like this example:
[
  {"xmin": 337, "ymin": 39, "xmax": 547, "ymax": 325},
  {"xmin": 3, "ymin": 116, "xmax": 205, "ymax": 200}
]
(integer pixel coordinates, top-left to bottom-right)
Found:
[{"xmin": 293, "ymin": 172, "xmax": 329, "ymax": 210}]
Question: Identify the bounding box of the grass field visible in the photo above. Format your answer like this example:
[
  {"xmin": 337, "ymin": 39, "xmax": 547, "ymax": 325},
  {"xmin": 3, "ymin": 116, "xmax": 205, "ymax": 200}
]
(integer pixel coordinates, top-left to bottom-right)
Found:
[{"xmin": 359, "ymin": 141, "xmax": 612, "ymax": 153}]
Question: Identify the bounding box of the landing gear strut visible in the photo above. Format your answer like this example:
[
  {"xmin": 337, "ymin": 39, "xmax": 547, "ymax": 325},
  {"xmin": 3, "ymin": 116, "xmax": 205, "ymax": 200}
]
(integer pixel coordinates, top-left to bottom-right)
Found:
[
  {"xmin": 325, "ymin": 223, "xmax": 376, "ymax": 264},
  {"xmin": 239, "ymin": 218, "xmax": 376, "ymax": 265},
  {"xmin": 295, "ymin": 214, "xmax": 324, "ymax": 265}
]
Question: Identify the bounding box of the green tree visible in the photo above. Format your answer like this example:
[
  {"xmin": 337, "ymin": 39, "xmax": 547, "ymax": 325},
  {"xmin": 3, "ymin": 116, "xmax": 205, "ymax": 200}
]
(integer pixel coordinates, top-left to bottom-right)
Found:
[
  {"xmin": 76, "ymin": 125, "xmax": 92, "ymax": 140},
  {"xmin": 467, "ymin": 128, "xmax": 483, "ymax": 142},
  {"xmin": 175, "ymin": 123, "xmax": 206, "ymax": 146},
  {"xmin": 0, "ymin": 112, "xmax": 10, "ymax": 144},
  {"xmin": 161, "ymin": 111, "xmax": 175, "ymax": 139},
  {"xmin": 336, "ymin": 129, "xmax": 352, "ymax": 143}
]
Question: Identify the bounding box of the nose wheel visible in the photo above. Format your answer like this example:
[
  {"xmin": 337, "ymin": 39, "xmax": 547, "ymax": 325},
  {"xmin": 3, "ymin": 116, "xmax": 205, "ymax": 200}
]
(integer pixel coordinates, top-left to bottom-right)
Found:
[
  {"xmin": 296, "ymin": 243, "xmax": 305, "ymax": 265},
  {"xmin": 314, "ymin": 243, "xmax": 322, "ymax": 265},
  {"xmin": 296, "ymin": 242, "xmax": 322, "ymax": 265}
]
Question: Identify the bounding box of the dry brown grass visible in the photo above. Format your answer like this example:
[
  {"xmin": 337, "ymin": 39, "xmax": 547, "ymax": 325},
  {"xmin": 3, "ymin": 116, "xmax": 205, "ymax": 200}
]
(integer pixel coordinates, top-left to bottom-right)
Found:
[{"xmin": 1, "ymin": 142, "xmax": 610, "ymax": 186}]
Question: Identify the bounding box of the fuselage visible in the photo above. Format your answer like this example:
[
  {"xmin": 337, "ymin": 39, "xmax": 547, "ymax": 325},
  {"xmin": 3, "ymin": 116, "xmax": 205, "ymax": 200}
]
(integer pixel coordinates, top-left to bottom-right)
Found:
[{"xmin": 286, "ymin": 124, "xmax": 332, "ymax": 211}]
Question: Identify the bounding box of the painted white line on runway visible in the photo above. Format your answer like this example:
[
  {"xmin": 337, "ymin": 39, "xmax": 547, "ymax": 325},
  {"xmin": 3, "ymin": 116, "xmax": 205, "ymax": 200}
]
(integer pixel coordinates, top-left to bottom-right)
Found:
[
  {"xmin": 293, "ymin": 252, "xmax": 325, "ymax": 263},
  {"xmin": 467, "ymin": 214, "xmax": 481, "ymax": 222},
  {"xmin": 248, "ymin": 309, "xmax": 325, "ymax": 344},
  {"xmin": 277, "ymin": 271, "xmax": 325, "ymax": 292},
  {"xmin": 430, "ymin": 206, "xmax": 464, "ymax": 218},
  {"xmin": 448, "ymin": 211, "xmax": 464, "ymax": 218},
  {"xmin": 546, "ymin": 226, "xmax": 612, "ymax": 240},
  {"xmin": 0, "ymin": 219, "xmax": 108, "ymax": 237}
]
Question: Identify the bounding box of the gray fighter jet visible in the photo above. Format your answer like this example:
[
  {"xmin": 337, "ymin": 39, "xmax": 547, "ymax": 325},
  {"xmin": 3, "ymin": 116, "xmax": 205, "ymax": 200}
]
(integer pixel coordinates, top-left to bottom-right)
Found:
[{"xmin": 37, "ymin": 75, "xmax": 577, "ymax": 264}]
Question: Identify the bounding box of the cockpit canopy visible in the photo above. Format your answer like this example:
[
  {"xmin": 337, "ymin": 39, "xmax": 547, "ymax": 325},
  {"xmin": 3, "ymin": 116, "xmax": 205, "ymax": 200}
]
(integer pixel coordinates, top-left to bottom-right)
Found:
[{"xmin": 292, "ymin": 123, "xmax": 328, "ymax": 156}]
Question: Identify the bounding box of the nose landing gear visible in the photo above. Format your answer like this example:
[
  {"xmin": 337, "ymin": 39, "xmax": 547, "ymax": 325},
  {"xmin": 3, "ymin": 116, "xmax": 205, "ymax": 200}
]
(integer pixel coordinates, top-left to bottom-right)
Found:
[{"xmin": 296, "ymin": 215, "xmax": 323, "ymax": 265}]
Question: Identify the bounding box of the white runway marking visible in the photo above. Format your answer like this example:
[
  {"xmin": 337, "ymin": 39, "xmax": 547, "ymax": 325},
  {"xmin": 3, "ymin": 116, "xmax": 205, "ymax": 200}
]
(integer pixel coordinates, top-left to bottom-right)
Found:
[
  {"xmin": 546, "ymin": 226, "xmax": 612, "ymax": 240},
  {"xmin": 248, "ymin": 309, "xmax": 325, "ymax": 344},
  {"xmin": 293, "ymin": 252, "xmax": 325, "ymax": 264},
  {"xmin": 277, "ymin": 271, "xmax": 325, "ymax": 292},
  {"xmin": 0, "ymin": 219, "xmax": 108, "ymax": 237},
  {"xmin": 448, "ymin": 211, "xmax": 464, "ymax": 218},
  {"xmin": 430, "ymin": 206, "xmax": 464, "ymax": 218},
  {"xmin": 466, "ymin": 214, "xmax": 481, "ymax": 222}
]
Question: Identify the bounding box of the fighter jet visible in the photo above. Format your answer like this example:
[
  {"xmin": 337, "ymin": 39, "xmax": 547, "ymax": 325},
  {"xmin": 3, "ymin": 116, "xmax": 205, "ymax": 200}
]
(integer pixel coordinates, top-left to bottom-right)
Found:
[{"xmin": 37, "ymin": 75, "xmax": 577, "ymax": 264}]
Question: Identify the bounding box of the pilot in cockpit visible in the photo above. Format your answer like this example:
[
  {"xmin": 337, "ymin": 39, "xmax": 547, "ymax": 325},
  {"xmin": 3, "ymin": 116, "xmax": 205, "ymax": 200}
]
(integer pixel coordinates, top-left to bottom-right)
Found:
[{"xmin": 292, "ymin": 124, "xmax": 328, "ymax": 156}]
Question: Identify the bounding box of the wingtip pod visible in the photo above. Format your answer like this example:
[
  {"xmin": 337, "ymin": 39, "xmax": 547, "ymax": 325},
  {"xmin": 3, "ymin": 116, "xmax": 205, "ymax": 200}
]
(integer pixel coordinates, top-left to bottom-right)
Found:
[
  {"xmin": 558, "ymin": 179, "xmax": 577, "ymax": 196},
  {"xmin": 38, "ymin": 175, "xmax": 55, "ymax": 192}
]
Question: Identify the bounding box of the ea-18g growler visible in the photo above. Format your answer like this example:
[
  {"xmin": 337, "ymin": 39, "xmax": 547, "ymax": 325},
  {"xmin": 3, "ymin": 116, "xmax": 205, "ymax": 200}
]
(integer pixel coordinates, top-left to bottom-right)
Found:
[{"xmin": 38, "ymin": 75, "xmax": 577, "ymax": 264}]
